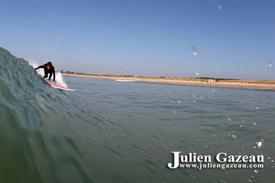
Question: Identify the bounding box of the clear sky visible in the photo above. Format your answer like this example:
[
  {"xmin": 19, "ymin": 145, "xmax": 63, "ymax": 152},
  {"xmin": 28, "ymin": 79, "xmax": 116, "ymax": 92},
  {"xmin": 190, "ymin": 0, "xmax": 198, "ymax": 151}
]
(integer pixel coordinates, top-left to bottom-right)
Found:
[{"xmin": 1, "ymin": 0, "xmax": 274, "ymax": 79}]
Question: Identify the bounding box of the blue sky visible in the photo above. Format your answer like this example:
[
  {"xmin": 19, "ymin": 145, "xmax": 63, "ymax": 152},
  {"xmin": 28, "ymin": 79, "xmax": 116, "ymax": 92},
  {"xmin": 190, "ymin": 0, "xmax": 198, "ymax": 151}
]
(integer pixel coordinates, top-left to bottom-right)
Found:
[{"xmin": 1, "ymin": 0, "xmax": 274, "ymax": 79}]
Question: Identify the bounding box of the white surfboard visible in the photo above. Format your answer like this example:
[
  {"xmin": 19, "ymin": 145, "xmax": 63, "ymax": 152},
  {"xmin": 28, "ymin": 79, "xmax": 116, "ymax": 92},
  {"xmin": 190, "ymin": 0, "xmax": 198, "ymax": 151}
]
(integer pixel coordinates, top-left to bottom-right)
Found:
[{"xmin": 48, "ymin": 82, "xmax": 76, "ymax": 92}]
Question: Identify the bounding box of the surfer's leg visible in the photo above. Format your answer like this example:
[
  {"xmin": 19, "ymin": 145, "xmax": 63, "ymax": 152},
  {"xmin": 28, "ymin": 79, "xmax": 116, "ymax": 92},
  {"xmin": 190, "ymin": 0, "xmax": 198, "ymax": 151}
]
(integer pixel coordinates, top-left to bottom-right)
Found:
[{"xmin": 44, "ymin": 74, "xmax": 48, "ymax": 79}]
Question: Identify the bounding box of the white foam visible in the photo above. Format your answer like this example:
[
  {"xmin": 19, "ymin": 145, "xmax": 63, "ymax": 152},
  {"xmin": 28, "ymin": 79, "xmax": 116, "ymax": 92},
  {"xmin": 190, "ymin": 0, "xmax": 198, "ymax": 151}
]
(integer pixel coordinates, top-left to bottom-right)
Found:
[
  {"xmin": 55, "ymin": 71, "xmax": 67, "ymax": 87},
  {"xmin": 115, "ymin": 80, "xmax": 134, "ymax": 82}
]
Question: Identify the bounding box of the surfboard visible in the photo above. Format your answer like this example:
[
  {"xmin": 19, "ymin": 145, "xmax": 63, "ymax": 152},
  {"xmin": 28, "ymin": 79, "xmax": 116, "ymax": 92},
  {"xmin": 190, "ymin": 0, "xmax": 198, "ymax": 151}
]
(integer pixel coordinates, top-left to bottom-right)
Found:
[
  {"xmin": 37, "ymin": 71, "xmax": 76, "ymax": 91},
  {"xmin": 48, "ymin": 81, "xmax": 76, "ymax": 92}
]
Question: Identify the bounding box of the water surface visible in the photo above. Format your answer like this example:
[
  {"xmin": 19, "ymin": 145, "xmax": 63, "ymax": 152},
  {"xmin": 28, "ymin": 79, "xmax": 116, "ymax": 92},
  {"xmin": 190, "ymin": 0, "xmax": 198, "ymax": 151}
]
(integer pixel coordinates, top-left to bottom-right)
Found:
[{"xmin": 0, "ymin": 47, "xmax": 274, "ymax": 183}]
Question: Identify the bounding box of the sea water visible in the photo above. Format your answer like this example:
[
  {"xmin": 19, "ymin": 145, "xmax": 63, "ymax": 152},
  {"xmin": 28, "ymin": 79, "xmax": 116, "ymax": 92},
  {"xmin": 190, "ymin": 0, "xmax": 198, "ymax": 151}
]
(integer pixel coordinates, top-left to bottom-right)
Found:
[{"xmin": 0, "ymin": 47, "xmax": 274, "ymax": 183}]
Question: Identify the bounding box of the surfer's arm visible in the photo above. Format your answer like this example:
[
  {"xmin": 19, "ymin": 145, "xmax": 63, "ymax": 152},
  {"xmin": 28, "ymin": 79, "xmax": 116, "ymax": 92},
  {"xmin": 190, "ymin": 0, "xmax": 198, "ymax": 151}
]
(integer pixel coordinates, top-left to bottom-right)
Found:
[
  {"xmin": 50, "ymin": 66, "xmax": 55, "ymax": 82},
  {"xmin": 52, "ymin": 67, "xmax": 56, "ymax": 82},
  {"xmin": 35, "ymin": 65, "xmax": 44, "ymax": 70}
]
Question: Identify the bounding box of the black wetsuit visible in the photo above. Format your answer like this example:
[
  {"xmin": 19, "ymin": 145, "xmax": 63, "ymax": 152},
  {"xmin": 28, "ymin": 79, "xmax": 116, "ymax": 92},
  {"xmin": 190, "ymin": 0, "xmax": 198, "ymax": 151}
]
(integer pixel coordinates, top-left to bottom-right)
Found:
[{"xmin": 35, "ymin": 64, "xmax": 56, "ymax": 82}]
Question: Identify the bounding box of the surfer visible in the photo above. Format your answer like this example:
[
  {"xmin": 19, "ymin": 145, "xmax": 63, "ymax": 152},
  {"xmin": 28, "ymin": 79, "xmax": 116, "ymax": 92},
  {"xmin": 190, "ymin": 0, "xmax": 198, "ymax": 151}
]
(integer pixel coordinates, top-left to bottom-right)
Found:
[{"xmin": 35, "ymin": 62, "xmax": 56, "ymax": 83}]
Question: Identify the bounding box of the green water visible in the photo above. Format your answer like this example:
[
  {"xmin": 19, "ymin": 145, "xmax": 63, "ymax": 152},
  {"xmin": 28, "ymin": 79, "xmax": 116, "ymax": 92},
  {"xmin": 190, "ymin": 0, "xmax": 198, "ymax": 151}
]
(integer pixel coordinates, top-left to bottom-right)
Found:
[{"xmin": 0, "ymin": 47, "xmax": 274, "ymax": 183}]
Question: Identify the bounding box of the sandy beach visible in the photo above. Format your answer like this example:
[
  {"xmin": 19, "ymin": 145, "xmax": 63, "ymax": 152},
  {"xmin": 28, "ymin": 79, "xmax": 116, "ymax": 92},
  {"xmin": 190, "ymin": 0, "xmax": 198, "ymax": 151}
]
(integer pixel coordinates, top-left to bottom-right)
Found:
[{"xmin": 62, "ymin": 72, "xmax": 275, "ymax": 90}]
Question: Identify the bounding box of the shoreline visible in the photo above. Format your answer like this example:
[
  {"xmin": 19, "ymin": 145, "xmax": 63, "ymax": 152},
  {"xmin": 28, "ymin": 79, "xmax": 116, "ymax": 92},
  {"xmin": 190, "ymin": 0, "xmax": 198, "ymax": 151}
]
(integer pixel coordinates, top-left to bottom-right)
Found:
[{"xmin": 61, "ymin": 72, "xmax": 275, "ymax": 90}]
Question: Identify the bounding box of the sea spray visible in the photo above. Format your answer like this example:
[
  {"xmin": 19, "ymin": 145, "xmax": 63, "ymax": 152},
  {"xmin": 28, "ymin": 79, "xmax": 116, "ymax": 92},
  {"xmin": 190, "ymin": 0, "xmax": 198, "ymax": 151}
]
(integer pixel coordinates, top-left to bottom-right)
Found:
[{"xmin": 55, "ymin": 71, "xmax": 68, "ymax": 87}]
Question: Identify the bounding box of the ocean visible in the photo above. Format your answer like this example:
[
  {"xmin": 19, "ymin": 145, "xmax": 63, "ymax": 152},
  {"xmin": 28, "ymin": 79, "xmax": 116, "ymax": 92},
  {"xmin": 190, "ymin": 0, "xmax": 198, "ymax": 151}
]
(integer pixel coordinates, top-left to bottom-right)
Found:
[{"xmin": 0, "ymin": 47, "xmax": 274, "ymax": 183}]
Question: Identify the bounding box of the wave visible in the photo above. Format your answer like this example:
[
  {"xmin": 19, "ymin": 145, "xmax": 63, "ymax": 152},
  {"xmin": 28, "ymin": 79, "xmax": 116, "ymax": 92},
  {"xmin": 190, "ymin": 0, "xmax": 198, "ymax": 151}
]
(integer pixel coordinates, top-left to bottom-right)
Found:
[
  {"xmin": 115, "ymin": 79, "xmax": 135, "ymax": 82},
  {"xmin": 0, "ymin": 47, "xmax": 93, "ymax": 183}
]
